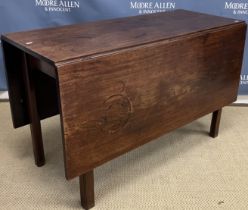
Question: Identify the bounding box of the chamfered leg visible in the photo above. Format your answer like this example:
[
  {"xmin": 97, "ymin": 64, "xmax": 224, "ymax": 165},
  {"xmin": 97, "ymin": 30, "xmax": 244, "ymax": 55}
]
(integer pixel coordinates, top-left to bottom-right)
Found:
[
  {"xmin": 209, "ymin": 108, "xmax": 222, "ymax": 138},
  {"xmin": 22, "ymin": 52, "xmax": 45, "ymax": 167},
  {"xmin": 79, "ymin": 170, "xmax": 95, "ymax": 210}
]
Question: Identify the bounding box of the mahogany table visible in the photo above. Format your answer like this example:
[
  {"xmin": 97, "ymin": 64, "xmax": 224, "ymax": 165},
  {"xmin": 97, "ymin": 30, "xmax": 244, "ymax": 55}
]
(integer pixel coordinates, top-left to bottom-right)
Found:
[{"xmin": 1, "ymin": 10, "xmax": 246, "ymax": 209}]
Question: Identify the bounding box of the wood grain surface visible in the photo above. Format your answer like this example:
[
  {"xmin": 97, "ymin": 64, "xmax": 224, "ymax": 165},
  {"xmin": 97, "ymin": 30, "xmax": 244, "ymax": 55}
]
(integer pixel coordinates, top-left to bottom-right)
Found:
[
  {"xmin": 2, "ymin": 9, "xmax": 246, "ymax": 180},
  {"xmin": 58, "ymin": 23, "xmax": 246, "ymax": 179},
  {"xmin": 1, "ymin": 10, "xmax": 243, "ymax": 64}
]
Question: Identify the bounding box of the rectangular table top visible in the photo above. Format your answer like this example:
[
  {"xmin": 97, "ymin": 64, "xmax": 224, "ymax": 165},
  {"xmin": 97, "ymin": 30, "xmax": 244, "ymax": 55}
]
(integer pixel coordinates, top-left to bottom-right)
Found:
[
  {"xmin": 1, "ymin": 10, "xmax": 243, "ymax": 65},
  {"xmin": 1, "ymin": 9, "xmax": 246, "ymax": 180}
]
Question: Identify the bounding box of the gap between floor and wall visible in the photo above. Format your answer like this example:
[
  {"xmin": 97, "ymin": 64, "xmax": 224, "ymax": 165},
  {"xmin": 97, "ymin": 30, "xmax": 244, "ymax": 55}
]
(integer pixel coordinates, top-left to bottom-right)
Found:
[{"xmin": 0, "ymin": 91, "xmax": 8, "ymax": 101}]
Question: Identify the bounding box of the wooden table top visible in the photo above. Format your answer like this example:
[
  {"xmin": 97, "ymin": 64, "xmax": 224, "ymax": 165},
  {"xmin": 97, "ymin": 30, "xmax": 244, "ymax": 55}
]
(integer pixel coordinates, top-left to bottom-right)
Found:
[{"xmin": 1, "ymin": 9, "xmax": 242, "ymax": 65}]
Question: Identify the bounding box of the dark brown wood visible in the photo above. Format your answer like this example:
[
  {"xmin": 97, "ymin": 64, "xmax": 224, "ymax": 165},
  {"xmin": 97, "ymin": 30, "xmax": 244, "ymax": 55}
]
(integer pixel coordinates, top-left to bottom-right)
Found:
[
  {"xmin": 57, "ymin": 22, "xmax": 246, "ymax": 179},
  {"xmin": 210, "ymin": 109, "xmax": 222, "ymax": 138},
  {"xmin": 22, "ymin": 53, "xmax": 45, "ymax": 167},
  {"xmin": 79, "ymin": 171, "xmax": 95, "ymax": 210},
  {"xmin": 1, "ymin": 10, "xmax": 245, "ymax": 66},
  {"xmin": 2, "ymin": 40, "xmax": 59, "ymax": 128},
  {"xmin": 1, "ymin": 9, "xmax": 247, "ymax": 208},
  {"xmin": 2, "ymin": 41, "xmax": 29, "ymax": 127}
]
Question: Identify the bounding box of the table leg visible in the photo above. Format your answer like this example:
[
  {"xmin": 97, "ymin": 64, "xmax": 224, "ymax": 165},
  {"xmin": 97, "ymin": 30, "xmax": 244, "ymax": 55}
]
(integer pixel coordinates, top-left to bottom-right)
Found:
[
  {"xmin": 209, "ymin": 108, "xmax": 222, "ymax": 138},
  {"xmin": 22, "ymin": 53, "xmax": 45, "ymax": 167},
  {"xmin": 80, "ymin": 170, "xmax": 95, "ymax": 210}
]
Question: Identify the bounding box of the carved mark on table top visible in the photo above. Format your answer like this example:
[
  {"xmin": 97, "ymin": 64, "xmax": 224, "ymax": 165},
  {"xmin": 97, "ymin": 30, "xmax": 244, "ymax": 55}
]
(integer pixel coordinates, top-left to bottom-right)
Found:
[
  {"xmin": 80, "ymin": 83, "xmax": 132, "ymax": 135},
  {"xmin": 100, "ymin": 94, "xmax": 132, "ymax": 133}
]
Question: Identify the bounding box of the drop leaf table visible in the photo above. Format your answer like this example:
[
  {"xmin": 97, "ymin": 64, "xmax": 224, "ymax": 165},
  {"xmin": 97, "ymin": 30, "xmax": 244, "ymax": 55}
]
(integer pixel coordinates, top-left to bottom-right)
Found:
[{"xmin": 1, "ymin": 10, "xmax": 246, "ymax": 209}]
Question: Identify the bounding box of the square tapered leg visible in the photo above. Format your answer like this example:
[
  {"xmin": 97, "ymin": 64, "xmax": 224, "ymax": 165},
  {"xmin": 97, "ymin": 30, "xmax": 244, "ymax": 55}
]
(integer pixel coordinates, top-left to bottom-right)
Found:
[
  {"xmin": 22, "ymin": 53, "xmax": 45, "ymax": 167},
  {"xmin": 209, "ymin": 108, "xmax": 222, "ymax": 138},
  {"xmin": 80, "ymin": 171, "xmax": 95, "ymax": 209}
]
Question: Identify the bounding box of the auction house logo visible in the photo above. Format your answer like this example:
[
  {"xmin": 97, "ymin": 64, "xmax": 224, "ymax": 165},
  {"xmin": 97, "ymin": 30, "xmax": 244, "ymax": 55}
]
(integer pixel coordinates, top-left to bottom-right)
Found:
[
  {"xmin": 224, "ymin": 2, "xmax": 248, "ymax": 15},
  {"xmin": 35, "ymin": 0, "xmax": 80, "ymax": 13},
  {"xmin": 240, "ymin": 74, "xmax": 248, "ymax": 85},
  {"xmin": 130, "ymin": 1, "xmax": 176, "ymax": 14}
]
